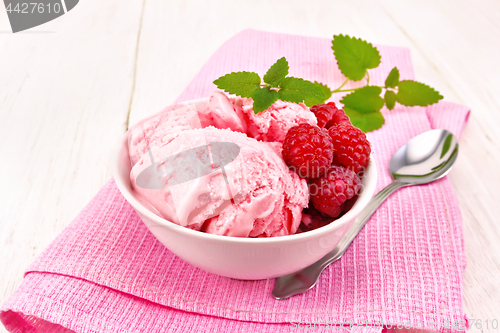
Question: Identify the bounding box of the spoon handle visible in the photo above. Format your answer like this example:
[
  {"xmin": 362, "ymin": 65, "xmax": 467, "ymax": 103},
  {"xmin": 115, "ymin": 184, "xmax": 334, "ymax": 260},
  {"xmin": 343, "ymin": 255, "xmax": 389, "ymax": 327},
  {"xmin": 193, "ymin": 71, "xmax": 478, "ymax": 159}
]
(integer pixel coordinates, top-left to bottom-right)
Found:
[
  {"xmin": 332, "ymin": 179, "xmax": 407, "ymax": 260},
  {"xmin": 272, "ymin": 180, "xmax": 407, "ymax": 300}
]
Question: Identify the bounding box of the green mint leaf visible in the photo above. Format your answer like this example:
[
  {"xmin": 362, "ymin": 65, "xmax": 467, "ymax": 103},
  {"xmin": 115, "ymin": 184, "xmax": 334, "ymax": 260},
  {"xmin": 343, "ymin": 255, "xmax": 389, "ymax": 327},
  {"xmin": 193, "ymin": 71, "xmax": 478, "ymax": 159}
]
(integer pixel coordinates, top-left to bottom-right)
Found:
[
  {"xmin": 263, "ymin": 57, "xmax": 289, "ymax": 87},
  {"xmin": 314, "ymin": 81, "xmax": 333, "ymax": 101},
  {"xmin": 385, "ymin": 67, "xmax": 399, "ymax": 88},
  {"xmin": 331, "ymin": 34, "xmax": 381, "ymax": 81},
  {"xmin": 278, "ymin": 77, "xmax": 326, "ymax": 106},
  {"xmin": 303, "ymin": 82, "xmax": 332, "ymax": 106},
  {"xmin": 252, "ymin": 87, "xmax": 279, "ymax": 113},
  {"xmin": 344, "ymin": 107, "xmax": 385, "ymax": 132},
  {"xmin": 340, "ymin": 86, "xmax": 384, "ymax": 113},
  {"xmin": 384, "ymin": 90, "xmax": 397, "ymax": 110},
  {"xmin": 396, "ymin": 80, "xmax": 443, "ymax": 106},
  {"xmin": 213, "ymin": 71, "xmax": 261, "ymax": 98}
]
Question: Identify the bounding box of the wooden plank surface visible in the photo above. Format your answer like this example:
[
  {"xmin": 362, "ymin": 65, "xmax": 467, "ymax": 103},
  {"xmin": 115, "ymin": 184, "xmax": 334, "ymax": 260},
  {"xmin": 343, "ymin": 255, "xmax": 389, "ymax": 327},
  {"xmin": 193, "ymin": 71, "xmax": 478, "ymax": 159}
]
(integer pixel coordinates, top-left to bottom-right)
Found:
[
  {"xmin": 1, "ymin": 0, "xmax": 499, "ymax": 332},
  {"xmin": 0, "ymin": 0, "xmax": 145, "ymax": 324}
]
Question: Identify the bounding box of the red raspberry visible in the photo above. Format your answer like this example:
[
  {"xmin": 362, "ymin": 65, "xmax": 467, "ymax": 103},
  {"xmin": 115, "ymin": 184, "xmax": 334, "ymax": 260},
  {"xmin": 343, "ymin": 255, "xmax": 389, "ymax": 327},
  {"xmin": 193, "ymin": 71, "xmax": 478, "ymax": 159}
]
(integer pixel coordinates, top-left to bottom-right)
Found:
[
  {"xmin": 298, "ymin": 206, "xmax": 333, "ymax": 232},
  {"xmin": 310, "ymin": 102, "xmax": 351, "ymax": 129},
  {"xmin": 328, "ymin": 123, "xmax": 371, "ymax": 174},
  {"xmin": 282, "ymin": 123, "xmax": 333, "ymax": 179},
  {"xmin": 325, "ymin": 106, "xmax": 351, "ymax": 129},
  {"xmin": 309, "ymin": 165, "xmax": 361, "ymax": 217},
  {"xmin": 310, "ymin": 103, "xmax": 334, "ymax": 128}
]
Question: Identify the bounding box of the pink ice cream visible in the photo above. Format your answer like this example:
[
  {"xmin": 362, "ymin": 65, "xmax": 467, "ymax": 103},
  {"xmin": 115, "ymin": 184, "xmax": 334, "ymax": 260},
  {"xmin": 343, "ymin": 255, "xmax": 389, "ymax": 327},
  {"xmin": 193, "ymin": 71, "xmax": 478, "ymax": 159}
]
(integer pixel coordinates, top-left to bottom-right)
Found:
[
  {"xmin": 130, "ymin": 127, "xmax": 308, "ymax": 237},
  {"xmin": 127, "ymin": 91, "xmax": 316, "ymax": 237},
  {"xmin": 239, "ymin": 98, "xmax": 317, "ymax": 143},
  {"xmin": 198, "ymin": 91, "xmax": 248, "ymax": 133},
  {"xmin": 196, "ymin": 90, "xmax": 317, "ymax": 143},
  {"xmin": 128, "ymin": 101, "xmax": 204, "ymax": 166}
]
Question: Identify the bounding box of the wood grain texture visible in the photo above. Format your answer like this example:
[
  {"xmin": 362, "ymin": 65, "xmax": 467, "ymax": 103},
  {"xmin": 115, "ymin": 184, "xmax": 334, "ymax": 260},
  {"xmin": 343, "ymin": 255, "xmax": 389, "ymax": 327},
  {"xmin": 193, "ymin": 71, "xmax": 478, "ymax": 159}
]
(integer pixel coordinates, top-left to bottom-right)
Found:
[
  {"xmin": 0, "ymin": 0, "xmax": 144, "ymax": 330},
  {"xmin": 1, "ymin": 0, "xmax": 499, "ymax": 332}
]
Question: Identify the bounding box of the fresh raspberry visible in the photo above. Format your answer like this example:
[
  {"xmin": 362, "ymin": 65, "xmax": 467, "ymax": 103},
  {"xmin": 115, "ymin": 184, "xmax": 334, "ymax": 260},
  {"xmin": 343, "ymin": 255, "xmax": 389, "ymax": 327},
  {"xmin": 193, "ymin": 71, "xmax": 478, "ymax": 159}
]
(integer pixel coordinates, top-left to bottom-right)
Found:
[
  {"xmin": 325, "ymin": 105, "xmax": 351, "ymax": 129},
  {"xmin": 328, "ymin": 123, "xmax": 371, "ymax": 174},
  {"xmin": 309, "ymin": 165, "xmax": 361, "ymax": 217},
  {"xmin": 310, "ymin": 102, "xmax": 351, "ymax": 129},
  {"xmin": 310, "ymin": 103, "xmax": 334, "ymax": 128},
  {"xmin": 298, "ymin": 206, "xmax": 333, "ymax": 232},
  {"xmin": 282, "ymin": 123, "xmax": 333, "ymax": 179}
]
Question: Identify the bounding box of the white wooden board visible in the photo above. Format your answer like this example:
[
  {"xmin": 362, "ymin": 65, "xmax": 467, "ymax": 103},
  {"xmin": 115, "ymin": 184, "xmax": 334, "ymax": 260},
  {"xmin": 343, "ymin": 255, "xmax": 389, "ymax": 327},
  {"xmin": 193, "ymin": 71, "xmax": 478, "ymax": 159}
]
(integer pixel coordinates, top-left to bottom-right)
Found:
[{"xmin": 1, "ymin": 1, "xmax": 499, "ymax": 332}]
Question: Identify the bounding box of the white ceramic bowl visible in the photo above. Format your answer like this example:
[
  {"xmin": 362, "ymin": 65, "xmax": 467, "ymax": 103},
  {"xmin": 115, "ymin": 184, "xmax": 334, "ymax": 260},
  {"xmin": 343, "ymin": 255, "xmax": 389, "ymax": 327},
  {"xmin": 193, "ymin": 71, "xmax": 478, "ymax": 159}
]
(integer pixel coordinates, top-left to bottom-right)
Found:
[{"xmin": 113, "ymin": 102, "xmax": 377, "ymax": 280}]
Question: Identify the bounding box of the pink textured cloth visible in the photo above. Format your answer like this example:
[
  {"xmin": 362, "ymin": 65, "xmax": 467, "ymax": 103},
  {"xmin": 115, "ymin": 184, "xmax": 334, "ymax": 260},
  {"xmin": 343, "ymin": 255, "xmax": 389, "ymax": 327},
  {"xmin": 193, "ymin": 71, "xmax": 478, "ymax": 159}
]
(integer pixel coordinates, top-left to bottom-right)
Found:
[{"xmin": 1, "ymin": 30, "xmax": 470, "ymax": 333}]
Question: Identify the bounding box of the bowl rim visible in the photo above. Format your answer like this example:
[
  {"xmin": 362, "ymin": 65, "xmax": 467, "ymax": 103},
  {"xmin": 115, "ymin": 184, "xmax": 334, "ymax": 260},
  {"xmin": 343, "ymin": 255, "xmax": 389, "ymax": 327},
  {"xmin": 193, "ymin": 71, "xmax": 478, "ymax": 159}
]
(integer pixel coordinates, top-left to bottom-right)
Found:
[{"xmin": 113, "ymin": 98, "xmax": 378, "ymax": 244}]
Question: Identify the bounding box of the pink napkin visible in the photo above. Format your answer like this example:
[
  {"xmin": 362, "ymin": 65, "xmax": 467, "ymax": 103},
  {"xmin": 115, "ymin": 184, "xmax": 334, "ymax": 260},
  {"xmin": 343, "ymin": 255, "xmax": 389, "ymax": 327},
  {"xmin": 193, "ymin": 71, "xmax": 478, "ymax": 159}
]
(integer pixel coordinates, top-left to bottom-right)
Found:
[{"xmin": 1, "ymin": 30, "xmax": 470, "ymax": 333}]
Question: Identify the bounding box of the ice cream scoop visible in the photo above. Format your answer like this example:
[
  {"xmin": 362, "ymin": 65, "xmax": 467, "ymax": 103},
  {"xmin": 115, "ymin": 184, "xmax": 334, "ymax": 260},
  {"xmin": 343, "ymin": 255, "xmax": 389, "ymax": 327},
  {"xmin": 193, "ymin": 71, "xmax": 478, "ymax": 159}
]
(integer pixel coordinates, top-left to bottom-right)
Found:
[{"xmin": 130, "ymin": 127, "xmax": 309, "ymax": 237}]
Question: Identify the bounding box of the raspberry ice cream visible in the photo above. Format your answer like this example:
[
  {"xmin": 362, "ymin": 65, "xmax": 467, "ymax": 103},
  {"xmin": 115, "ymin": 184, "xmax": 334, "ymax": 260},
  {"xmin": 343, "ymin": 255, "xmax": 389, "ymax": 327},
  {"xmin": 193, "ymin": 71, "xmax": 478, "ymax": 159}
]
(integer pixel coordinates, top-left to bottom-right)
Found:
[
  {"xmin": 128, "ymin": 102, "xmax": 204, "ymax": 166},
  {"xmin": 127, "ymin": 90, "xmax": 369, "ymax": 236},
  {"xmin": 129, "ymin": 127, "xmax": 308, "ymax": 237},
  {"xmin": 240, "ymin": 98, "xmax": 317, "ymax": 143},
  {"xmin": 196, "ymin": 90, "xmax": 317, "ymax": 142},
  {"xmin": 197, "ymin": 91, "xmax": 247, "ymax": 133},
  {"xmin": 127, "ymin": 91, "xmax": 312, "ymax": 237}
]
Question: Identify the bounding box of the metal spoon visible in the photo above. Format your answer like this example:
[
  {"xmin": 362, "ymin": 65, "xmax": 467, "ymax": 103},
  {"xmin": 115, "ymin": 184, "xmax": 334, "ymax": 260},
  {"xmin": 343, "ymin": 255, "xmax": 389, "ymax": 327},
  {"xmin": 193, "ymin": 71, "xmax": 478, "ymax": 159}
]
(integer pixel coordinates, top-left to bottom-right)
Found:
[{"xmin": 272, "ymin": 129, "xmax": 459, "ymax": 300}]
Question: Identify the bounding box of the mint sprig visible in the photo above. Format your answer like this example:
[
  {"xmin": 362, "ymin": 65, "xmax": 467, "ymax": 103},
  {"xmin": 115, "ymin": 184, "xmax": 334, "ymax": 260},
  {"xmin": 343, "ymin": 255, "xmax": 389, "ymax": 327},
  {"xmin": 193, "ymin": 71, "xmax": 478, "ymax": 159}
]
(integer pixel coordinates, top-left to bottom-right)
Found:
[
  {"xmin": 396, "ymin": 80, "xmax": 443, "ymax": 106},
  {"xmin": 384, "ymin": 90, "xmax": 397, "ymax": 110},
  {"xmin": 252, "ymin": 86, "xmax": 279, "ymax": 112},
  {"xmin": 328, "ymin": 34, "xmax": 443, "ymax": 132},
  {"xmin": 279, "ymin": 77, "xmax": 325, "ymax": 106},
  {"xmin": 263, "ymin": 57, "xmax": 288, "ymax": 87},
  {"xmin": 213, "ymin": 71, "xmax": 261, "ymax": 98},
  {"xmin": 332, "ymin": 34, "xmax": 381, "ymax": 81},
  {"xmin": 344, "ymin": 107, "xmax": 385, "ymax": 133},
  {"xmin": 341, "ymin": 86, "xmax": 384, "ymax": 113},
  {"xmin": 213, "ymin": 35, "xmax": 443, "ymax": 132},
  {"xmin": 385, "ymin": 67, "xmax": 399, "ymax": 88},
  {"xmin": 213, "ymin": 57, "xmax": 328, "ymax": 113}
]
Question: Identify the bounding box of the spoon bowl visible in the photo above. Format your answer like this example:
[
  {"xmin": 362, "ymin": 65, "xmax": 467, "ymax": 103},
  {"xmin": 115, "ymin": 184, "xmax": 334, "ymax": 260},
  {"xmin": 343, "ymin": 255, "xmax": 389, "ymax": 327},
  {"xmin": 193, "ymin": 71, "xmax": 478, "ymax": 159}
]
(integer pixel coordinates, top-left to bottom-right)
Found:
[
  {"xmin": 389, "ymin": 129, "xmax": 458, "ymax": 184},
  {"xmin": 272, "ymin": 129, "xmax": 459, "ymax": 299}
]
